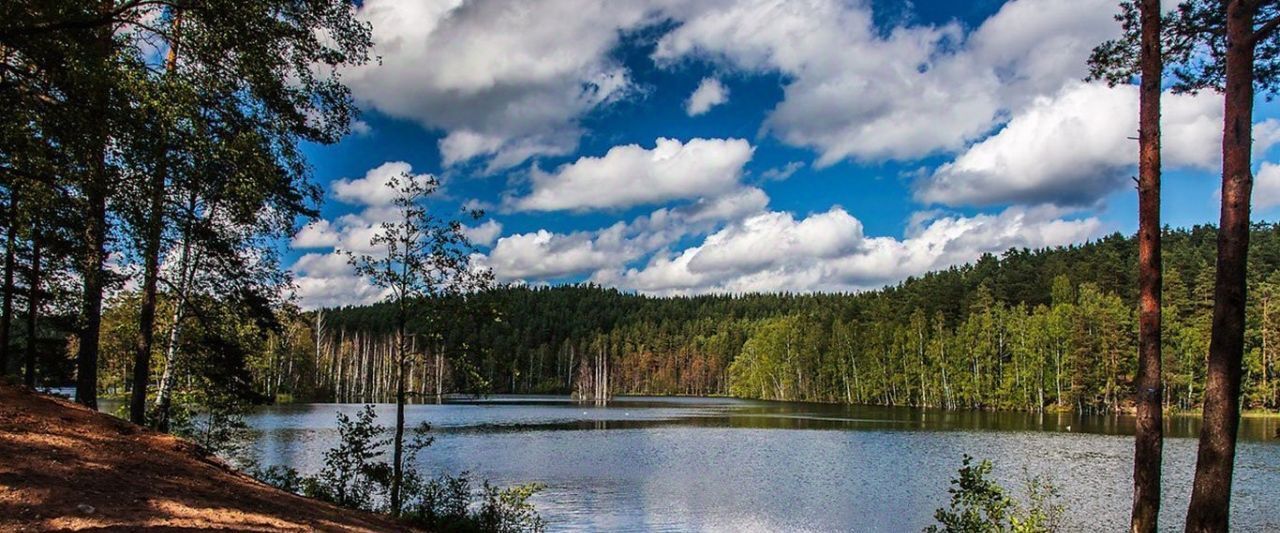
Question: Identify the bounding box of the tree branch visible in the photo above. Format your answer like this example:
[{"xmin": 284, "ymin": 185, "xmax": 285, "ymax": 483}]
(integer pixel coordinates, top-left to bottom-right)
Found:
[
  {"xmin": 0, "ymin": 0, "xmax": 175, "ymax": 41},
  {"xmin": 1253, "ymin": 14, "xmax": 1280, "ymax": 44}
]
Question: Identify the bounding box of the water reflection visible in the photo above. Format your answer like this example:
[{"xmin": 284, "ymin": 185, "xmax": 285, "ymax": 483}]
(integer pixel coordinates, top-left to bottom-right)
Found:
[{"xmin": 239, "ymin": 396, "xmax": 1279, "ymax": 532}]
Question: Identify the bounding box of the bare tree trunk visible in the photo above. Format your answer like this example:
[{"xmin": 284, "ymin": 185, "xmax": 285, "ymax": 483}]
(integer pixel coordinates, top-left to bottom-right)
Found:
[
  {"xmin": 567, "ymin": 344, "xmax": 575, "ymax": 390},
  {"xmin": 848, "ymin": 354, "xmax": 858, "ymax": 404},
  {"xmin": 918, "ymin": 326, "xmax": 927, "ymax": 407},
  {"xmin": 602, "ymin": 344, "xmax": 609, "ymax": 404},
  {"xmin": 1186, "ymin": 2, "xmax": 1257, "ymax": 530},
  {"xmin": 23, "ymin": 232, "xmax": 40, "ymax": 387},
  {"xmin": 337, "ymin": 329, "xmax": 346, "ymax": 402},
  {"xmin": 1265, "ymin": 295, "xmax": 1272, "ymax": 408},
  {"xmin": 435, "ymin": 348, "xmax": 443, "ymax": 404},
  {"xmin": 939, "ymin": 344, "xmax": 950, "ymax": 410},
  {"xmin": 1131, "ymin": 1, "xmax": 1164, "ymax": 530},
  {"xmin": 76, "ymin": 165, "xmax": 108, "ymax": 408},
  {"xmin": 153, "ymin": 234, "xmax": 197, "ymax": 432},
  {"xmin": 314, "ymin": 310, "xmax": 325, "ymax": 397},
  {"xmin": 0, "ymin": 202, "xmax": 15, "ymax": 377},
  {"xmin": 1055, "ymin": 345, "xmax": 1063, "ymax": 408},
  {"xmin": 75, "ymin": 0, "xmax": 118, "ymax": 409},
  {"xmin": 130, "ymin": 188, "xmax": 164, "ymax": 422},
  {"xmin": 390, "ymin": 320, "xmax": 407, "ymax": 516},
  {"xmin": 130, "ymin": 12, "xmax": 181, "ymax": 424}
]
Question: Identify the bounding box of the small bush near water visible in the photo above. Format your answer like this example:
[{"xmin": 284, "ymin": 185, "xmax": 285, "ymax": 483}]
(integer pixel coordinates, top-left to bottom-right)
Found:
[
  {"xmin": 926, "ymin": 455, "xmax": 1064, "ymax": 533},
  {"xmin": 252, "ymin": 405, "xmax": 545, "ymax": 532}
]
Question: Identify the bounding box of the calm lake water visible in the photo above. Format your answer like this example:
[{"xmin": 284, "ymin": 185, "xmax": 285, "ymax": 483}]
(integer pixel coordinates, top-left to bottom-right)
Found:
[{"xmin": 238, "ymin": 396, "xmax": 1280, "ymax": 532}]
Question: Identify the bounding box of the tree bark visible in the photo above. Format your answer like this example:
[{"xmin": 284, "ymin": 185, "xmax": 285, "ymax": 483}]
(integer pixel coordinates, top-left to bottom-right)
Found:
[
  {"xmin": 154, "ymin": 232, "xmax": 196, "ymax": 432},
  {"xmin": 0, "ymin": 199, "xmax": 16, "ymax": 377},
  {"xmin": 129, "ymin": 182, "xmax": 164, "ymax": 422},
  {"xmin": 77, "ymin": 162, "xmax": 108, "ymax": 408},
  {"xmin": 1185, "ymin": 2, "xmax": 1256, "ymax": 530},
  {"xmin": 390, "ymin": 315, "xmax": 406, "ymax": 516},
  {"xmin": 1131, "ymin": 0, "xmax": 1163, "ymax": 530},
  {"xmin": 131, "ymin": 9, "xmax": 181, "ymax": 425},
  {"xmin": 24, "ymin": 232, "xmax": 40, "ymax": 387},
  {"xmin": 76, "ymin": 0, "xmax": 116, "ymax": 409}
]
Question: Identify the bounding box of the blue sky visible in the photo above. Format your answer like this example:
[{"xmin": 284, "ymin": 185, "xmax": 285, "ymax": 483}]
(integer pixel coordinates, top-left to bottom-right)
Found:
[{"xmin": 287, "ymin": 0, "xmax": 1280, "ymax": 309}]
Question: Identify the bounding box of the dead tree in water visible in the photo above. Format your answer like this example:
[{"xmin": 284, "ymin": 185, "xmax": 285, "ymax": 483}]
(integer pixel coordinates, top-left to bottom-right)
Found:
[
  {"xmin": 573, "ymin": 341, "xmax": 611, "ymax": 405},
  {"xmin": 596, "ymin": 345, "xmax": 609, "ymax": 405}
]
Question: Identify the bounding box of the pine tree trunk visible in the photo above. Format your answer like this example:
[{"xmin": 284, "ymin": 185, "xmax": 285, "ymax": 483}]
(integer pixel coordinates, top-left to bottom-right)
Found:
[
  {"xmin": 130, "ymin": 12, "xmax": 181, "ymax": 425},
  {"xmin": 1186, "ymin": 2, "xmax": 1256, "ymax": 530},
  {"xmin": 23, "ymin": 232, "xmax": 40, "ymax": 387},
  {"xmin": 75, "ymin": 0, "xmax": 116, "ymax": 409},
  {"xmin": 0, "ymin": 204, "xmax": 15, "ymax": 377},
  {"xmin": 76, "ymin": 157, "xmax": 108, "ymax": 408},
  {"xmin": 130, "ymin": 186, "xmax": 164, "ymax": 423},
  {"xmin": 1131, "ymin": 0, "xmax": 1163, "ymax": 529}
]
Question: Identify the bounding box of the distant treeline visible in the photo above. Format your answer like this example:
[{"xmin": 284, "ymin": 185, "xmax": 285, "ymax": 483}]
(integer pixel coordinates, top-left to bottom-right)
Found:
[{"xmin": 89, "ymin": 224, "xmax": 1280, "ymax": 412}]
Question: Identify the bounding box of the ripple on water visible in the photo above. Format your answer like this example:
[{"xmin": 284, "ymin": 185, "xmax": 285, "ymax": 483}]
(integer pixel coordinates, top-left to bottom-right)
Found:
[{"xmin": 240, "ymin": 396, "xmax": 1280, "ymax": 532}]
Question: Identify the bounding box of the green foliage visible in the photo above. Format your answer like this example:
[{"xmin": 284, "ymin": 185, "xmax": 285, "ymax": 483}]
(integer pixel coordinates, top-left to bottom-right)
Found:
[
  {"xmin": 926, "ymin": 456, "xmax": 1063, "ymax": 533},
  {"xmin": 77, "ymin": 225, "xmax": 1280, "ymax": 416},
  {"xmin": 1016, "ymin": 471, "xmax": 1065, "ymax": 533},
  {"xmin": 409, "ymin": 471, "xmax": 474, "ymax": 528},
  {"xmin": 304, "ymin": 224, "xmax": 1280, "ymax": 412},
  {"xmin": 475, "ymin": 481, "xmax": 547, "ymax": 533},
  {"xmin": 168, "ymin": 394, "xmax": 254, "ymax": 460},
  {"xmin": 403, "ymin": 472, "xmax": 547, "ymax": 533},
  {"xmin": 81, "ymin": 224, "xmax": 1280, "ymax": 415},
  {"xmin": 302, "ymin": 405, "xmax": 391, "ymax": 511},
  {"xmin": 254, "ymin": 464, "xmax": 305, "ymax": 494},
  {"xmin": 254, "ymin": 407, "xmax": 546, "ymax": 532},
  {"xmin": 1, "ymin": 0, "xmax": 372, "ymax": 415},
  {"xmin": 1089, "ymin": 1, "xmax": 1280, "ymax": 96}
]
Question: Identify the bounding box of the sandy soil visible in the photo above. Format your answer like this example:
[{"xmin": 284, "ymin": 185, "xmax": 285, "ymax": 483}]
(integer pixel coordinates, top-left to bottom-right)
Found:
[{"xmin": 0, "ymin": 384, "xmax": 414, "ymax": 532}]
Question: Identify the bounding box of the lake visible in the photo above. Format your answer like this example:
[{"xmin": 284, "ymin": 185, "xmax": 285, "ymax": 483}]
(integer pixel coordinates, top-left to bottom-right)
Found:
[{"xmin": 239, "ymin": 396, "xmax": 1280, "ymax": 532}]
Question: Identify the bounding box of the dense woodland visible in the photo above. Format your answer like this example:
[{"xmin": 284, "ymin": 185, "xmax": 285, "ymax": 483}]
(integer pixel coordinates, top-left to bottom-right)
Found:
[
  {"xmin": 83, "ymin": 224, "xmax": 1280, "ymax": 414},
  {"xmin": 0, "ymin": 0, "xmax": 372, "ymax": 428}
]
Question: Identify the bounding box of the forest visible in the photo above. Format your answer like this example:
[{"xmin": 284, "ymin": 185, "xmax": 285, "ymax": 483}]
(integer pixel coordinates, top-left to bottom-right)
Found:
[{"xmin": 78, "ymin": 223, "xmax": 1280, "ymax": 414}]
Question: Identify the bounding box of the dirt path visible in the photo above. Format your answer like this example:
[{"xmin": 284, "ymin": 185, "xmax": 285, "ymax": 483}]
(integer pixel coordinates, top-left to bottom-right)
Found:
[{"xmin": 0, "ymin": 384, "xmax": 414, "ymax": 532}]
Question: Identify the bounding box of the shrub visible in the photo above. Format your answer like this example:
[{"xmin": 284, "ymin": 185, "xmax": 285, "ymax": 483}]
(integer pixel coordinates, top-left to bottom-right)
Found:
[
  {"xmin": 926, "ymin": 455, "xmax": 1063, "ymax": 533},
  {"xmin": 253, "ymin": 406, "xmax": 545, "ymax": 532},
  {"xmin": 302, "ymin": 405, "xmax": 391, "ymax": 511},
  {"xmin": 402, "ymin": 471, "xmax": 545, "ymax": 533}
]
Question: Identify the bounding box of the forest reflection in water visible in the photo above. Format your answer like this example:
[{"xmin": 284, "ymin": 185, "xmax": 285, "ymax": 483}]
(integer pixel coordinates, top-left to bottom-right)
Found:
[{"xmin": 242, "ymin": 396, "xmax": 1280, "ymax": 532}]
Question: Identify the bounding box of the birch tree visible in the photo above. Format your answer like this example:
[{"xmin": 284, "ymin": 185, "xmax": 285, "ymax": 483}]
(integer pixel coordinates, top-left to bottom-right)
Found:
[{"xmin": 347, "ymin": 171, "xmax": 493, "ymax": 515}]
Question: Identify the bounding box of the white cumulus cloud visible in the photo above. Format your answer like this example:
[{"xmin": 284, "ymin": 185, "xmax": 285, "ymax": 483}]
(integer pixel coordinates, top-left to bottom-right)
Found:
[
  {"xmin": 511, "ymin": 137, "xmax": 754, "ymax": 211},
  {"xmin": 685, "ymin": 77, "xmax": 729, "ymax": 115},
  {"xmin": 293, "ymin": 220, "xmax": 341, "ymax": 249},
  {"xmin": 346, "ymin": 0, "xmax": 661, "ymax": 171},
  {"xmin": 1255, "ymin": 162, "xmax": 1280, "ymax": 210},
  {"xmin": 463, "ymin": 219, "xmax": 504, "ymax": 247},
  {"xmin": 288, "ymin": 252, "xmax": 387, "ymax": 309},
  {"xmin": 289, "ymin": 161, "xmax": 499, "ymax": 308},
  {"xmin": 332, "ymin": 161, "xmax": 435, "ymax": 207},
  {"xmin": 653, "ymin": 0, "xmax": 1122, "ymax": 166},
  {"xmin": 592, "ymin": 205, "xmax": 1103, "ymax": 294},
  {"xmin": 481, "ymin": 186, "xmax": 770, "ymax": 281},
  {"xmin": 917, "ymin": 82, "xmax": 1222, "ymax": 207}
]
